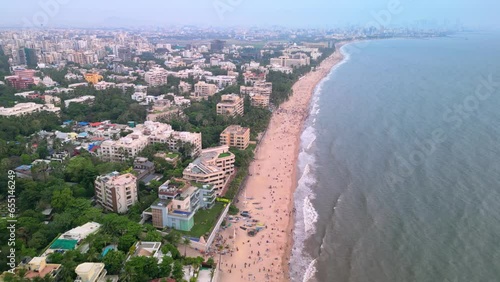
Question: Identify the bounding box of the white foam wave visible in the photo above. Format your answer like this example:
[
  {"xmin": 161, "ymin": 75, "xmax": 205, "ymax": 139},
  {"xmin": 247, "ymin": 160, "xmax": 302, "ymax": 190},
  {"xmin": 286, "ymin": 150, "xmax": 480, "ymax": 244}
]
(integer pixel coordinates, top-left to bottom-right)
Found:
[
  {"xmin": 302, "ymin": 259, "xmax": 318, "ymax": 282},
  {"xmin": 303, "ymin": 195, "xmax": 318, "ymax": 234},
  {"xmin": 290, "ymin": 45, "xmax": 352, "ymax": 282}
]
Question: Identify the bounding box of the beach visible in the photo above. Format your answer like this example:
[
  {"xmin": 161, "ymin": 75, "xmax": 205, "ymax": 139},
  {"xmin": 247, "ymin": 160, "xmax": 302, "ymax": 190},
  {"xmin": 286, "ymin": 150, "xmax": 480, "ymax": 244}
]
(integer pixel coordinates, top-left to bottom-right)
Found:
[{"xmin": 217, "ymin": 42, "xmax": 346, "ymax": 282}]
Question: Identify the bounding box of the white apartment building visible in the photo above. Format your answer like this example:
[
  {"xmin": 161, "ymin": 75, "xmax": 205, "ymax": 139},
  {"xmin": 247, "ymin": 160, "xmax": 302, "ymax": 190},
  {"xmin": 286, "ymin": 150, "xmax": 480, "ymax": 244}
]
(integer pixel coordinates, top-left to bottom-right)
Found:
[
  {"xmin": 240, "ymin": 81, "xmax": 273, "ymax": 96},
  {"xmin": 94, "ymin": 81, "xmax": 116, "ymax": 90},
  {"xmin": 64, "ymin": 95, "xmax": 95, "ymax": 107},
  {"xmin": 98, "ymin": 121, "xmax": 202, "ymax": 162},
  {"xmin": 183, "ymin": 146, "xmax": 235, "ymax": 193},
  {"xmin": 0, "ymin": 102, "xmax": 60, "ymax": 117},
  {"xmin": 99, "ymin": 133, "xmax": 150, "ymax": 162},
  {"xmin": 270, "ymin": 52, "xmax": 311, "ymax": 68},
  {"xmin": 145, "ymin": 67, "xmax": 169, "ymax": 86},
  {"xmin": 94, "ymin": 172, "xmax": 138, "ymax": 214},
  {"xmin": 205, "ymin": 75, "xmax": 237, "ymax": 88}
]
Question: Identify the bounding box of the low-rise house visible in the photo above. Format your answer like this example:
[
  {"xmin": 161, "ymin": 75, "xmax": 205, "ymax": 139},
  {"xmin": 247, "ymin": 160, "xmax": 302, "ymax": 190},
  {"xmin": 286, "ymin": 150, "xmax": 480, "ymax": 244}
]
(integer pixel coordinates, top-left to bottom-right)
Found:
[
  {"xmin": 74, "ymin": 262, "xmax": 118, "ymax": 282},
  {"xmin": 64, "ymin": 96, "xmax": 95, "ymax": 107},
  {"xmin": 0, "ymin": 102, "xmax": 60, "ymax": 117},
  {"xmin": 148, "ymin": 181, "xmax": 216, "ymax": 230},
  {"xmin": 128, "ymin": 241, "xmax": 164, "ymax": 263},
  {"xmin": 23, "ymin": 257, "xmax": 62, "ymax": 281},
  {"xmin": 133, "ymin": 157, "xmax": 155, "ymax": 182}
]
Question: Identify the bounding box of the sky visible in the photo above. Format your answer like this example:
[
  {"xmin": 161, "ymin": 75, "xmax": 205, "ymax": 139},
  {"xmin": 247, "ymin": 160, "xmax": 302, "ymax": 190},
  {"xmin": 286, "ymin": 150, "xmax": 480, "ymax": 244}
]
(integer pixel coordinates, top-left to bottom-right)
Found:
[{"xmin": 1, "ymin": 0, "xmax": 499, "ymax": 29}]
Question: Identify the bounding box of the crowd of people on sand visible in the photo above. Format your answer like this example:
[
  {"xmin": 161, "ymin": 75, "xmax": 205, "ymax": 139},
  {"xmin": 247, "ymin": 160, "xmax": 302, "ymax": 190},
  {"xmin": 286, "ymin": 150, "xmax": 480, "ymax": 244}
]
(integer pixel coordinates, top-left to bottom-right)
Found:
[{"xmin": 215, "ymin": 52, "xmax": 342, "ymax": 282}]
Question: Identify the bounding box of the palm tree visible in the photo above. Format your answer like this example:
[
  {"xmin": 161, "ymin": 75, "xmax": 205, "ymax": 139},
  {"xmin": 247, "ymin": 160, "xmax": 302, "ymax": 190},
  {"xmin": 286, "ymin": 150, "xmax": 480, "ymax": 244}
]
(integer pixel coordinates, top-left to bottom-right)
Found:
[{"xmin": 182, "ymin": 237, "xmax": 191, "ymax": 257}]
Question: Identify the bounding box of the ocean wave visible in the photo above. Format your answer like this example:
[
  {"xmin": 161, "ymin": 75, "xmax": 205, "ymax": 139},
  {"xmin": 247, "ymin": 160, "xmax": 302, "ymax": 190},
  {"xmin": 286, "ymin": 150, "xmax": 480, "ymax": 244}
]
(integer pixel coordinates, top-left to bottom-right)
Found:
[
  {"xmin": 303, "ymin": 195, "xmax": 318, "ymax": 234},
  {"xmin": 303, "ymin": 259, "xmax": 318, "ymax": 282},
  {"xmin": 290, "ymin": 45, "xmax": 351, "ymax": 282}
]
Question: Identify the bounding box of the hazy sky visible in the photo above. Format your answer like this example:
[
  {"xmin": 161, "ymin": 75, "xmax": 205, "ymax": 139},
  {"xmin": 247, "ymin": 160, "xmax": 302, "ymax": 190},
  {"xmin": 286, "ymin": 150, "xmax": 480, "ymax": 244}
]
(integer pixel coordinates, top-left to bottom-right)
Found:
[{"xmin": 2, "ymin": 0, "xmax": 499, "ymax": 29}]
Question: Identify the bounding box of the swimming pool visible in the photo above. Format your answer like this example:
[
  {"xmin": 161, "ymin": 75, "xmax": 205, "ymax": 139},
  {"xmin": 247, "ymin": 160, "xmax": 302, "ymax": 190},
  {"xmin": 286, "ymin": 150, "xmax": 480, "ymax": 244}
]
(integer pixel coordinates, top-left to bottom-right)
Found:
[{"xmin": 101, "ymin": 245, "xmax": 117, "ymax": 258}]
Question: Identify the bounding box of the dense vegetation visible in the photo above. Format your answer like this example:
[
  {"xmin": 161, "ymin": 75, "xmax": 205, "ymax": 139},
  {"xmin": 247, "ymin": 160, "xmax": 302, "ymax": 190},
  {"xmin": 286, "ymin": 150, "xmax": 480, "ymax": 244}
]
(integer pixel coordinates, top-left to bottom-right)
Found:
[{"xmin": 62, "ymin": 87, "xmax": 147, "ymax": 123}]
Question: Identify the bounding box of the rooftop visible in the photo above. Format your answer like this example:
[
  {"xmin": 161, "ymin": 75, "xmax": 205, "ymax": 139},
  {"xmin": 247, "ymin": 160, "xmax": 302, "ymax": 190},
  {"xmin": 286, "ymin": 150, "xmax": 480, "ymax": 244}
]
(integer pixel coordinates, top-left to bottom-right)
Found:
[{"xmin": 221, "ymin": 125, "xmax": 250, "ymax": 135}]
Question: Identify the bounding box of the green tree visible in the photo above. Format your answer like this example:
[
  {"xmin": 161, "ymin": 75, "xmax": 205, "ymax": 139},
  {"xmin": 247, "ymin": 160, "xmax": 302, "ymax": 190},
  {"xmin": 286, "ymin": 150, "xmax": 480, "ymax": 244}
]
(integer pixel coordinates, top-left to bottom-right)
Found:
[
  {"xmin": 103, "ymin": 250, "xmax": 126, "ymax": 275},
  {"xmin": 51, "ymin": 187, "xmax": 74, "ymax": 211},
  {"xmin": 182, "ymin": 237, "xmax": 191, "ymax": 257},
  {"xmin": 171, "ymin": 260, "xmax": 184, "ymax": 281},
  {"xmin": 124, "ymin": 256, "xmax": 159, "ymax": 282},
  {"xmin": 158, "ymin": 256, "xmax": 174, "ymax": 278}
]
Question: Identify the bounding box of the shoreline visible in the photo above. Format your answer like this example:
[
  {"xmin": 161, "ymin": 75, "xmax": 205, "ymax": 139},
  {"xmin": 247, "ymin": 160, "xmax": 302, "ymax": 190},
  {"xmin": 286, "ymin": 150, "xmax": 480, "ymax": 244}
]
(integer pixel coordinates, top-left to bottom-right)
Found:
[{"xmin": 218, "ymin": 42, "xmax": 348, "ymax": 282}]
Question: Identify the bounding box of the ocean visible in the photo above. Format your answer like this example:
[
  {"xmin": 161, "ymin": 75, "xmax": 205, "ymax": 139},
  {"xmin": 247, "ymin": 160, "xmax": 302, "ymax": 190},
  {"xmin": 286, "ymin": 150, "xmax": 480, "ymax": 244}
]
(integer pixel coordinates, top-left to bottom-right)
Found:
[{"xmin": 290, "ymin": 32, "xmax": 500, "ymax": 282}]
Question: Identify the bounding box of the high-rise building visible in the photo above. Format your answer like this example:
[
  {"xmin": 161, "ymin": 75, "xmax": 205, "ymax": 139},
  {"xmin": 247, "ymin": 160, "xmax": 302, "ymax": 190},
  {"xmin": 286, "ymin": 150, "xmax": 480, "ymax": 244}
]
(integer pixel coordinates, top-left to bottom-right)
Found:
[
  {"xmin": 94, "ymin": 172, "xmax": 138, "ymax": 214},
  {"xmin": 220, "ymin": 125, "xmax": 250, "ymax": 150},
  {"xmin": 24, "ymin": 48, "xmax": 38, "ymax": 67},
  {"xmin": 117, "ymin": 47, "xmax": 132, "ymax": 61},
  {"xmin": 17, "ymin": 48, "xmax": 27, "ymax": 65},
  {"xmin": 210, "ymin": 40, "xmax": 226, "ymax": 52},
  {"xmin": 183, "ymin": 146, "xmax": 235, "ymax": 193},
  {"xmin": 216, "ymin": 94, "xmax": 244, "ymax": 116},
  {"xmin": 194, "ymin": 81, "xmax": 218, "ymax": 97},
  {"xmin": 144, "ymin": 67, "xmax": 168, "ymax": 86}
]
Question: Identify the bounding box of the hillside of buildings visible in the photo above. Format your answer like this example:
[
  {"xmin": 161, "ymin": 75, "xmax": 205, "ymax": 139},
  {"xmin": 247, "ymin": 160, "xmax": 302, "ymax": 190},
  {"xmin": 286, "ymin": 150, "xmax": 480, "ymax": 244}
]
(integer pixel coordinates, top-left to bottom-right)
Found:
[{"xmin": 0, "ymin": 29, "xmax": 342, "ymax": 281}]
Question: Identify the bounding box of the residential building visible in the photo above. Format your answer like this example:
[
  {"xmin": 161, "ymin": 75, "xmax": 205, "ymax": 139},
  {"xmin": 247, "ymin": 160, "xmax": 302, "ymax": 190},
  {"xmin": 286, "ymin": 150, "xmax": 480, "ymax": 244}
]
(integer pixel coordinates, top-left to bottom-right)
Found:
[
  {"xmin": 250, "ymin": 93, "xmax": 270, "ymax": 108},
  {"xmin": 94, "ymin": 172, "xmax": 138, "ymax": 213},
  {"xmin": 128, "ymin": 241, "xmax": 164, "ymax": 263},
  {"xmin": 5, "ymin": 68, "xmax": 36, "ymax": 90},
  {"xmin": 74, "ymin": 263, "xmax": 116, "ymax": 282},
  {"xmin": 183, "ymin": 146, "xmax": 235, "ymax": 192},
  {"xmin": 133, "ymin": 157, "xmax": 155, "ymax": 182},
  {"xmin": 240, "ymin": 81, "xmax": 272, "ymax": 96},
  {"xmin": 64, "ymin": 95, "xmax": 95, "ymax": 107},
  {"xmin": 243, "ymin": 71, "xmax": 267, "ymax": 85},
  {"xmin": 217, "ymin": 94, "xmax": 244, "ymax": 116},
  {"xmin": 94, "ymin": 81, "xmax": 116, "ymax": 90},
  {"xmin": 146, "ymin": 99, "xmax": 182, "ymax": 122},
  {"xmin": 179, "ymin": 81, "xmax": 192, "ymax": 94},
  {"xmin": 41, "ymin": 76, "xmax": 57, "ymax": 87},
  {"xmin": 220, "ymin": 125, "xmax": 250, "ymax": 150},
  {"xmin": 99, "ymin": 121, "xmax": 202, "ymax": 162},
  {"xmin": 150, "ymin": 181, "xmax": 215, "ymax": 230},
  {"xmin": 60, "ymin": 222, "xmax": 101, "ymax": 242},
  {"xmin": 194, "ymin": 81, "xmax": 218, "ymax": 97},
  {"xmin": 270, "ymin": 52, "xmax": 311, "ymax": 68},
  {"xmin": 23, "ymin": 257, "xmax": 62, "ymax": 281},
  {"xmin": 84, "ymin": 73, "xmax": 103, "ymax": 84},
  {"xmin": 145, "ymin": 67, "xmax": 168, "ymax": 86},
  {"xmin": 205, "ymin": 75, "xmax": 236, "ymax": 88},
  {"xmin": 68, "ymin": 82, "xmax": 89, "ymax": 88},
  {"xmin": 0, "ymin": 102, "xmax": 60, "ymax": 117}
]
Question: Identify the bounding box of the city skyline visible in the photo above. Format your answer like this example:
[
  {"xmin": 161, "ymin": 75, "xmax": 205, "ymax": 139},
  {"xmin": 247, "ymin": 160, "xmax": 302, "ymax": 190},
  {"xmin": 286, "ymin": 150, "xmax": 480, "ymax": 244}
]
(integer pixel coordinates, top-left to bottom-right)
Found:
[{"xmin": 1, "ymin": 0, "xmax": 498, "ymax": 29}]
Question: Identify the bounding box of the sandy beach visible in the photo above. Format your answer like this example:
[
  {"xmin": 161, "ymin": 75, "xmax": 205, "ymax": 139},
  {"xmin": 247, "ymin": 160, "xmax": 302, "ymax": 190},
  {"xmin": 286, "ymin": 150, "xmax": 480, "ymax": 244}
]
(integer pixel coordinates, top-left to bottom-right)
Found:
[{"xmin": 217, "ymin": 43, "xmax": 347, "ymax": 282}]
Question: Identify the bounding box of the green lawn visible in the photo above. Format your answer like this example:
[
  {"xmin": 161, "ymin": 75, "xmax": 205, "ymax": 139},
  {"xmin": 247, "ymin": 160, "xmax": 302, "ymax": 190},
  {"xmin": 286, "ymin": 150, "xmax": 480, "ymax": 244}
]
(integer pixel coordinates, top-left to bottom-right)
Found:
[
  {"xmin": 166, "ymin": 152, "xmax": 179, "ymax": 159},
  {"xmin": 181, "ymin": 203, "xmax": 226, "ymax": 238},
  {"xmin": 218, "ymin": 152, "xmax": 231, "ymax": 158}
]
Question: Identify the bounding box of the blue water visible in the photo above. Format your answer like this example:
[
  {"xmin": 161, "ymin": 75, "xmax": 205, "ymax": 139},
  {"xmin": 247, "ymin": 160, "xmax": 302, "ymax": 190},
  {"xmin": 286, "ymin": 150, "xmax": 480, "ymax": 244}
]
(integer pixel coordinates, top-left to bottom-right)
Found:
[
  {"xmin": 291, "ymin": 32, "xmax": 500, "ymax": 282},
  {"xmin": 101, "ymin": 244, "xmax": 117, "ymax": 258}
]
